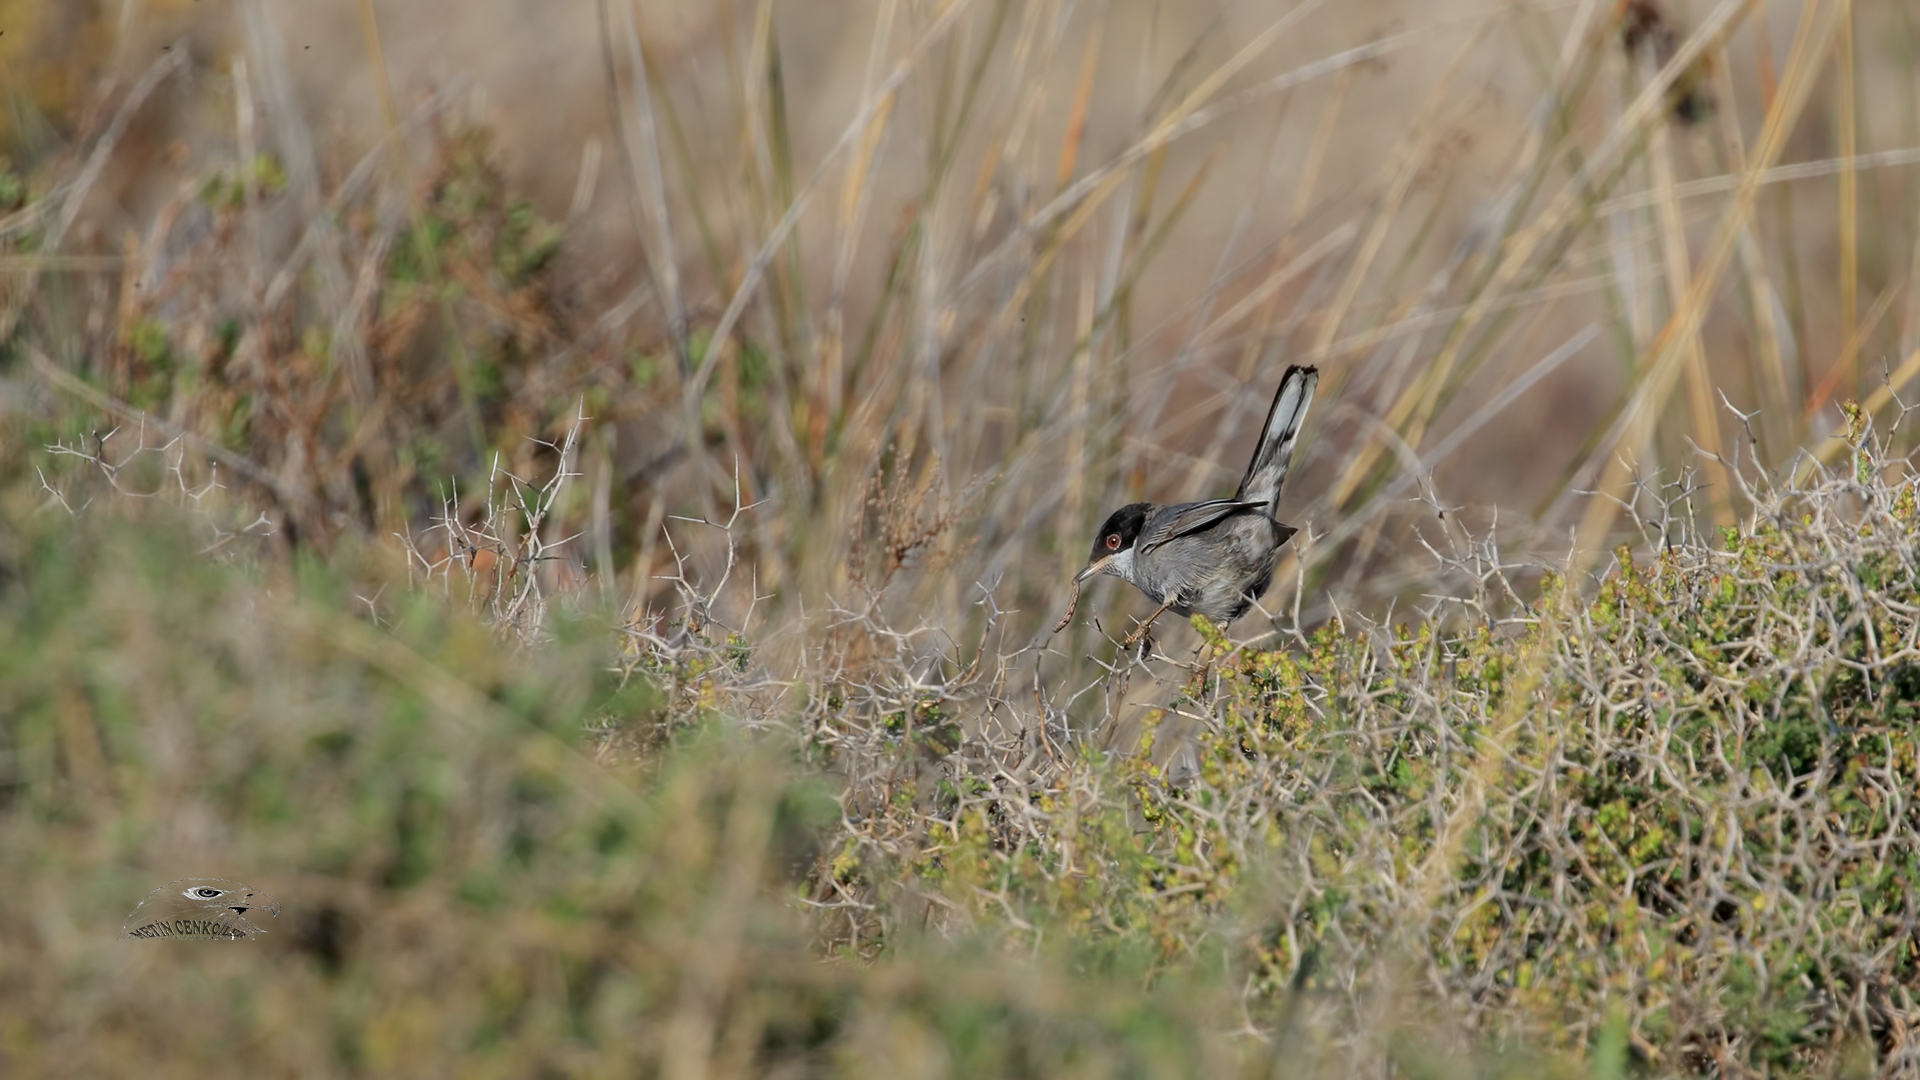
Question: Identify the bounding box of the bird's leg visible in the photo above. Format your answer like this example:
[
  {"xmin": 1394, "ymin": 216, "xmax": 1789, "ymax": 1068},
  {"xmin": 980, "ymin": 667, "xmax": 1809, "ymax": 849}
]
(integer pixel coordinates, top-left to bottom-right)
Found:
[{"xmin": 1121, "ymin": 595, "xmax": 1178, "ymax": 650}]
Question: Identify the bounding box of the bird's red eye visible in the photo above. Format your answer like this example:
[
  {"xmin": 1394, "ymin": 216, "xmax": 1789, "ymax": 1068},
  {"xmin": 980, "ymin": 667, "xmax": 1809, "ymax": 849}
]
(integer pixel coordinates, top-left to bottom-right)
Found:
[{"xmin": 1105, "ymin": 534, "xmax": 1121, "ymax": 551}]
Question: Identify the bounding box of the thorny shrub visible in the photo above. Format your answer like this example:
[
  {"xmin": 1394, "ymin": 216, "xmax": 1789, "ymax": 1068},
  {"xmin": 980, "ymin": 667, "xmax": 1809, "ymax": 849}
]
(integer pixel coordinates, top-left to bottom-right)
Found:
[
  {"xmin": 24, "ymin": 379, "xmax": 1920, "ymax": 1075},
  {"xmin": 628, "ymin": 428, "xmax": 1920, "ymax": 1077}
]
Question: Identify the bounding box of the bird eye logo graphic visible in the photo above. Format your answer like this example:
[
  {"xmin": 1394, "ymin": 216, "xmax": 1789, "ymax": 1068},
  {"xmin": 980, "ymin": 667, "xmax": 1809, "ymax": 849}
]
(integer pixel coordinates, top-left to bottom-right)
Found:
[{"xmin": 120, "ymin": 879, "xmax": 280, "ymax": 941}]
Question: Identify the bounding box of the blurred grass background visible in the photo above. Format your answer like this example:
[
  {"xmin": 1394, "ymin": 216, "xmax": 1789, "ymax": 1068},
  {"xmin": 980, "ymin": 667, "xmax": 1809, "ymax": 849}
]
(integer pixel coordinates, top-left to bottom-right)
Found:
[{"xmin": 4, "ymin": 0, "xmax": 1920, "ymax": 1075}]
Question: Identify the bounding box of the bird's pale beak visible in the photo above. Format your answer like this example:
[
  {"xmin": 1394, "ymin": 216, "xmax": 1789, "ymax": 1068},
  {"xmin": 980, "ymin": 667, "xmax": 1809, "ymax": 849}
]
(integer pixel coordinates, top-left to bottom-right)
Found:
[{"xmin": 1075, "ymin": 555, "xmax": 1111, "ymax": 583}]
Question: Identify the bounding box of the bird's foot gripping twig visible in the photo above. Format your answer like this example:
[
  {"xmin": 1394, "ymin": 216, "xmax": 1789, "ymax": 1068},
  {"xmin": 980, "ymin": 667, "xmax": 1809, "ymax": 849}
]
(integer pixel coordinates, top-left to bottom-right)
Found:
[{"xmin": 1121, "ymin": 595, "xmax": 1178, "ymax": 651}]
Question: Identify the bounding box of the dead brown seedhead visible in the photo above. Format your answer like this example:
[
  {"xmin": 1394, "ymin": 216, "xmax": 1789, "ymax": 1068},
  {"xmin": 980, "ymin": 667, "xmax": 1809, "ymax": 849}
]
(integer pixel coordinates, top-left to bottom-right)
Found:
[
  {"xmin": 847, "ymin": 448, "xmax": 977, "ymax": 591},
  {"xmin": 1616, "ymin": 0, "xmax": 1714, "ymax": 126}
]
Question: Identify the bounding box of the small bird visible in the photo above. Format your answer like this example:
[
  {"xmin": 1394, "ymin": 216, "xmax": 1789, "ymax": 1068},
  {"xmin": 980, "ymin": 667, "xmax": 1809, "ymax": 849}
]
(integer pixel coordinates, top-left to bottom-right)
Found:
[{"xmin": 1075, "ymin": 364, "xmax": 1319, "ymax": 638}]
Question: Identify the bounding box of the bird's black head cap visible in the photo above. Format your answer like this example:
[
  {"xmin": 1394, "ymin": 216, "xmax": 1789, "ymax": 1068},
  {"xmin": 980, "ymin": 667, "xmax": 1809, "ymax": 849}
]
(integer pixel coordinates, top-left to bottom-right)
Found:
[{"xmin": 1087, "ymin": 503, "xmax": 1152, "ymax": 562}]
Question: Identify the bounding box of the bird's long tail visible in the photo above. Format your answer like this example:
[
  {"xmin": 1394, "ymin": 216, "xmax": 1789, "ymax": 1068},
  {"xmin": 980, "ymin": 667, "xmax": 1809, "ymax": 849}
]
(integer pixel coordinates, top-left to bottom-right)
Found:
[{"xmin": 1235, "ymin": 364, "xmax": 1319, "ymax": 513}]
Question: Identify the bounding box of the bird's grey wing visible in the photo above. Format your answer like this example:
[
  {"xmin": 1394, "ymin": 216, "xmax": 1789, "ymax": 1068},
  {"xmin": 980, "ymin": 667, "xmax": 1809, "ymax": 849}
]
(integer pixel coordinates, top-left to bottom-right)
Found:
[
  {"xmin": 1235, "ymin": 364, "xmax": 1319, "ymax": 512},
  {"xmin": 1137, "ymin": 499, "xmax": 1266, "ymax": 555}
]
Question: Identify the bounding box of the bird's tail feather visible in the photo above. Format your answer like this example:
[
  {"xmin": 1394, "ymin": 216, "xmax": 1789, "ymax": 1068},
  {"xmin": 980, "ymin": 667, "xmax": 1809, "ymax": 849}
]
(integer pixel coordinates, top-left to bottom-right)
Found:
[{"xmin": 1235, "ymin": 364, "xmax": 1318, "ymax": 513}]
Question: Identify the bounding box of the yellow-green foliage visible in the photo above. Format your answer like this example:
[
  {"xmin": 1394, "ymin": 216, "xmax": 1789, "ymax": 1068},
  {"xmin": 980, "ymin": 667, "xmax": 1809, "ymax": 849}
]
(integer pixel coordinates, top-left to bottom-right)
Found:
[
  {"xmin": 10, "ymin": 450, "xmax": 1918, "ymax": 1078},
  {"xmin": 10, "ymin": 423, "xmax": 1920, "ymax": 1079},
  {"xmin": 803, "ymin": 452, "xmax": 1920, "ymax": 1076},
  {"xmin": 0, "ymin": 498, "xmax": 1265, "ymax": 1079}
]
